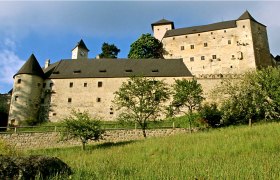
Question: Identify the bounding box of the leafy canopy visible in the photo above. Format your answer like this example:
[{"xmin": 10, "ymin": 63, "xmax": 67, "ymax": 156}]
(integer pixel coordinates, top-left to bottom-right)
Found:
[
  {"xmin": 214, "ymin": 67, "xmax": 280, "ymax": 126},
  {"xmin": 128, "ymin": 33, "xmax": 164, "ymax": 59},
  {"xmin": 99, "ymin": 42, "xmax": 120, "ymax": 59},
  {"xmin": 62, "ymin": 110, "xmax": 105, "ymax": 150},
  {"xmin": 168, "ymin": 79, "xmax": 204, "ymax": 131},
  {"xmin": 113, "ymin": 77, "xmax": 170, "ymax": 137}
]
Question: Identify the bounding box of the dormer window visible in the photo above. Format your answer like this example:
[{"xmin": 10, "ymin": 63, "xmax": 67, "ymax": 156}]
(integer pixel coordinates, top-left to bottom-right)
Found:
[{"xmin": 73, "ymin": 70, "xmax": 81, "ymax": 74}]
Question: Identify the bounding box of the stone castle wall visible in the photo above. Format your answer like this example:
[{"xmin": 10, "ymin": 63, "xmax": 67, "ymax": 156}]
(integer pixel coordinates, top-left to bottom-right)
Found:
[
  {"xmin": 44, "ymin": 76, "xmax": 192, "ymax": 122},
  {"xmin": 162, "ymin": 19, "xmax": 271, "ymax": 76},
  {"xmin": 0, "ymin": 128, "xmax": 189, "ymax": 150}
]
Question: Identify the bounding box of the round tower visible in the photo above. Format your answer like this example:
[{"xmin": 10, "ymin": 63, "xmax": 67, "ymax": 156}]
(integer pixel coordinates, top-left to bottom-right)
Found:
[
  {"xmin": 151, "ymin": 19, "xmax": 174, "ymax": 41},
  {"xmin": 8, "ymin": 54, "xmax": 45, "ymax": 125}
]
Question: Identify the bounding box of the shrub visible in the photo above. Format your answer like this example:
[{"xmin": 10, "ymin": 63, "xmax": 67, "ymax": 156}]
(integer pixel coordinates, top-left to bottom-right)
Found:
[
  {"xmin": 0, "ymin": 155, "xmax": 72, "ymax": 179},
  {"xmin": 199, "ymin": 103, "xmax": 222, "ymax": 128}
]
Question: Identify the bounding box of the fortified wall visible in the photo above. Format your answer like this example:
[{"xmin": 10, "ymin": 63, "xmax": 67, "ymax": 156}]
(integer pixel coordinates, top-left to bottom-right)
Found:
[{"xmin": 0, "ymin": 128, "xmax": 189, "ymax": 150}]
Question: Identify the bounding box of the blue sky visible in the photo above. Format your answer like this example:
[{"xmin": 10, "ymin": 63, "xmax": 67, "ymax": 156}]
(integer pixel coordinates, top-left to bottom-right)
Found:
[{"xmin": 0, "ymin": 1, "xmax": 280, "ymax": 93}]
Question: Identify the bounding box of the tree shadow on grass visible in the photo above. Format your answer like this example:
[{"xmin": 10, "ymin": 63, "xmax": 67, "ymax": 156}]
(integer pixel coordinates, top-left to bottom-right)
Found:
[{"xmin": 86, "ymin": 140, "xmax": 140, "ymax": 151}]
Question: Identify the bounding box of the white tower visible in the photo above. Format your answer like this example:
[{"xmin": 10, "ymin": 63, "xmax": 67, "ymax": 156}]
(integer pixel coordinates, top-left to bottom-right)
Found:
[
  {"xmin": 151, "ymin": 19, "xmax": 174, "ymax": 41},
  {"xmin": 72, "ymin": 39, "xmax": 90, "ymax": 59}
]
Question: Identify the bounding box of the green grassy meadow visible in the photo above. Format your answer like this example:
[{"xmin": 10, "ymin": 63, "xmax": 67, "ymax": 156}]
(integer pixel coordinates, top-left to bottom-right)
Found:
[{"xmin": 26, "ymin": 122, "xmax": 280, "ymax": 179}]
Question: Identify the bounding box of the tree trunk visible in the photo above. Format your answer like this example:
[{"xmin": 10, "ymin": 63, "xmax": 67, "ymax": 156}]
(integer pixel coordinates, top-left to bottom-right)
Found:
[
  {"xmin": 189, "ymin": 119, "xmax": 192, "ymax": 133},
  {"xmin": 249, "ymin": 118, "xmax": 252, "ymax": 127},
  {"xmin": 82, "ymin": 142, "xmax": 86, "ymax": 150},
  {"xmin": 142, "ymin": 129, "xmax": 147, "ymax": 138}
]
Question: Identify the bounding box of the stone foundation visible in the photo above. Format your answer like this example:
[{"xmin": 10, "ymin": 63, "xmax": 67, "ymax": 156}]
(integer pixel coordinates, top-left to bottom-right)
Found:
[{"xmin": 0, "ymin": 128, "xmax": 189, "ymax": 150}]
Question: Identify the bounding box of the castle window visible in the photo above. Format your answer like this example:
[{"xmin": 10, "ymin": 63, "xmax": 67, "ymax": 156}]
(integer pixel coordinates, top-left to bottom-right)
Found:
[
  {"xmin": 190, "ymin": 57, "xmax": 194, "ymax": 62},
  {"xmin": 53, "ymin": 113, "xmax": 57, "ymax": 116},
  {"xmin": 69, "ymin": 82, "xmax": 73, "ymax": 88},
  {"xmin": 152, "ymin": 69, "xmax": 159, "ymax": 73},
  {"xmin": 43, "ymin": 83, "xmax": 46, "ymax": 88},
  {"xmin": 99, "ymin": 69, "xmax": 106, "ymax": 73},
  {"xmin": 50, "ymin": 83, "xmax": 53, "ymax": 88},
  {"xmin": 211, "ymin": 32, "xmax": 213, "ymax": 35},
  {"xmin": 110, "ymin": 112, "xmax": 114, "ymax": 115},
  {"xmin": 15, "ymin": 96, "xmax": 18, "ymax": 101},
  {"xmin": 232, "ymin": 55, "xmax": 235, "ymax": 58},
  {"xmin": 201, "ymin": 56, "xmax": 205, "ymax": 60},
  {"xmin": 97, "ymin": 98, "xmax": 101, "ymax": 102},
  {"xmin": 212, "ymin": 55, "xmax": 217, "ymax": 59},
  {"xmin": 190, "ymin": 45, "xmax": 194, "ymax": 49},
  {"xmin": 73, "ymin": 70, "xmax": 81, "ymax": 74},
  {"xmin": 68, "ymin": 98, "xmax": 72, "ymax": 103},
  {"xmin": 157, "ymin": 28, "xmax": 159, "ymax": 31},
  {"xmin": 230, "ymin": 66, "xmax": 233, "ymax": 68},
  {"xmin": 17, "ymin": 79, "xmax": 21, "ymax": 84},
  {"xmin": 198, "ymin": 34, "xmax": 200, "ymax": 36},
  {"xmin": 84, "ymin": 83, "xmax": 87, "ymax": 87},
  {"xmin": 41, "ymin": 98, "xmax": 44, "ymax": 103},
  {"xmin": 228, "ymin": 40, "xmax": 231, "ymax": 44},
  {"xmin": 98, "ymin": 81, "xmax": 103, "ymax": 87},
  {"xmin": 185, "ymin": 36, "xmax": 188, "ymax": 38},
  {"xmin": 125, "ymin": 69, "xmax": 133, "ymax": 73},
  {"xmin": 224, "ymin": 30, "xmax": 226, "ymax": 33},
  {"xmin": 204, "ymin": 43, "xmax": 208, "ymax": 47},
  {"xmin": 173, "ymin": 37, "xmax": 175, "ymax": 40},
  {"xmin": 243, "ymin": 25, "xmax": 245, "ymax": 28},
  {"xmin": 37, "ymin": 83, "xmax": 41, "ymax": 87},
  {"xmin": 203, "ymin": 66, "xmax": 205, "ymax": 69},
  {"xmin": 181, "ymin": 46, "xmax": 184, "ymax": 50}
]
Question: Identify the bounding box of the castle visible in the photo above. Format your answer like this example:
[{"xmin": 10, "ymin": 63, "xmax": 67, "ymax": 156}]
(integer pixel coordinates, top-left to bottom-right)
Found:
[{"xmin": 8, "ymin": 11, "xmax": 274, "ymax": 125}]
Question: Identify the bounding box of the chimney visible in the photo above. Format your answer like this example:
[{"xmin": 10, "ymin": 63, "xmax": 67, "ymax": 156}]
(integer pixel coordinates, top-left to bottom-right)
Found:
[{"xmin": 45, "ymin": 59, "xmax": 50, "ymax": 68}]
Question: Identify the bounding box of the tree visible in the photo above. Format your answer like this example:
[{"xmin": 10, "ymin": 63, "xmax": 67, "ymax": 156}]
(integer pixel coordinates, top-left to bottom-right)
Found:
[
  {"xmin": 99, "ymin": 42, "xmax": 120, "ymax": 58},
  {"xmin": 168, "ymin": 79, "xmax": 204, "ymax": 131},
  {"xmin": 62, "ymin": 110, "xmax": 105, "ymax": 150},
  {"xmin": 214, "ymin": 67, "xmax": 280, "ymax": 126},
  {"xmin": 113, "ymin": 77, "xmax": 170, "ymax": 138},
  {"xmin": 128, "ymin": 33, "xmax": 164, "ymax": 59}
]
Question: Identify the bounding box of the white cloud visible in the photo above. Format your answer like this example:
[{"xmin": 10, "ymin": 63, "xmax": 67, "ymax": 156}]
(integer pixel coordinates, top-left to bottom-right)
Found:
[{"xmin": 0, "ymin": 49, "xmax": 24, "ymax": 85}]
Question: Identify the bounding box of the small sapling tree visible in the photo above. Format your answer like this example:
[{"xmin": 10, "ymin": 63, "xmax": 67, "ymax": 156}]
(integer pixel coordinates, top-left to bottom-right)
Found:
[
  {"xmin": 113, "ymin": 77, "xmax": 170, "ymax": 138},
  {"xmin": 62, "ymin": 110, "xmax": 105, "ymax": 150},
  {"xmin": 169, "ymin": 79, "xmax": 204, "ymax": 132}
]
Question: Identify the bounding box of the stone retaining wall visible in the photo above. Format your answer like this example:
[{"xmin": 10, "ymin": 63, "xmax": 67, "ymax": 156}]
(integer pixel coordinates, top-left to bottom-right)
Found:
[{"xmin": 0, "ymin": 128, "xmax": 189, "ymax": 150}]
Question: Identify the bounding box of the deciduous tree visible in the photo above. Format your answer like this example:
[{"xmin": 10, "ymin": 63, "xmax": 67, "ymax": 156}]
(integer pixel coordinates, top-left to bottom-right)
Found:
[
  {"xmin": 62, "ymin": 110, "xmax": 105, "ymax": 150},
  {"xmin": 168, "ymin": 79, "xmax": 204, "ymax": 131},
  {"xmin": 99, "ymin": 42, "xmax": 120, "ymax": 59},
  {"xmin": 113, "ymin": 77, "xmax": 170, "ymax": 138},
  {"xmin": 128, "ymin": 33, "xmax": 164, "ymax": 59},
  {"xmin": 214, "ymin": 67, "xmax": 280, "ymax": 126}
]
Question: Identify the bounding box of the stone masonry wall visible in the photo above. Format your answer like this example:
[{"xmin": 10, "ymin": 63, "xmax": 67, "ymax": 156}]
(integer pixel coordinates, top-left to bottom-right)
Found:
[{"xmin": 0, "ymin": 128, "xmax": 189, "ymax": 150}]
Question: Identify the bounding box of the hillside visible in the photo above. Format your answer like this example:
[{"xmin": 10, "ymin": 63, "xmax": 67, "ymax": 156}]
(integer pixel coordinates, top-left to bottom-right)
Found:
[{"xmin": 29, "ymin": 123, "xmax": 280, "ymax": 179}]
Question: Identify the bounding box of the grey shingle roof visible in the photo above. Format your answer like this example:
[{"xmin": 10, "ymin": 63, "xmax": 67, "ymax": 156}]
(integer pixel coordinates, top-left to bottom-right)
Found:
[
  {"xmin": 164, "ymin": 20, "xmax": 237, "ymax": 38},
  {"xmin": 14, "ymin": 54, "xmax": 45, "ymax": 78},
  {"xmin": 46, "ymin": 59, "xmax": 192, "ymax": 79},
  {"xmin": 72, "ymin": 39, "xmax": 90, "ymax": 52},
  {"xmin": 237, "ymin": 10, "xmax": 265, "ymax": 26},
  {"xmin": 151, "ymin": 19, "xmax": 175, "ymax": 30},
  {"xmin": 164, "ymin": 11, "xmax": 264, "ymax": 38}
]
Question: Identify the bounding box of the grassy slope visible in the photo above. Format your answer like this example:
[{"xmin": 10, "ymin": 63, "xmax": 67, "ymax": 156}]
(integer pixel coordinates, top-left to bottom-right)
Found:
[{"xmin": 29, "ymin": 123, "xmax": 280, "ymax": 179}]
